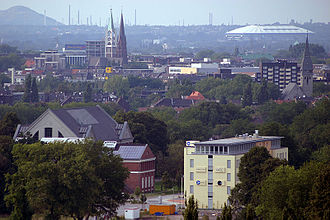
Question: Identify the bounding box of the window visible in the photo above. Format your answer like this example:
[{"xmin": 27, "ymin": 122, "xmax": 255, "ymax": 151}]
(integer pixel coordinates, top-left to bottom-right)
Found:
[
  {"xmin": 151, "ymin": 176, "xmax": 154, "ymax": 187},
  {"xmin": 190, "ymin": 172, "xmax": 194, "ymax": 181},
  {"xmin": 45, "ymin": 128, "xmax": 52, "ymax": 138},
  {"xmin": 227, "ymin": 173, "xmax": 231, "ymax": 182},
  {"xmin": 148, "ymin": 176, "xmax": 151, "ymax": 188},
  {"xmin": 227, "ymin": 160, "xmax": 231, "ymax": 168},
  {"xmin": 190, "ymin": 185, "xmax": 194, "ymax": 194},
  {"xmin": 190, "ymin": 159, "xmax": 194, "ymax": 168},
  {"xmin": 142, "ymin": 177, "xmax": 144, "ymax": 189},
  {"xmin": 227, "ymin": 186, "xmax": 231, "ymax": 195},
  {"xmin": 145, "ymin": 177, "xmax": 147, "ymax": 188}
]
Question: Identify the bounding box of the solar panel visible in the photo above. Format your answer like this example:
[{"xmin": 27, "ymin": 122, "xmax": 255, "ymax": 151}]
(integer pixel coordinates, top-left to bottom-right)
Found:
[{"xmin": 67, "ymin": 109, "xmax": 98, "ymax": 125}]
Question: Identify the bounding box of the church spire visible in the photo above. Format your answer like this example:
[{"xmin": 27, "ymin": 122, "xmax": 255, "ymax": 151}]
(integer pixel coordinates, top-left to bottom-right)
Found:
[
  {"xmin": 105, "ymin": 9, "xmax": 116, "ymax": 59},
  {"xmin": 301, "ymin": 34, "xmax": 313, "ymax": 73},
  {"xmin": 116, "ymin": 12, "xmax": 128, "ymax": 65}
]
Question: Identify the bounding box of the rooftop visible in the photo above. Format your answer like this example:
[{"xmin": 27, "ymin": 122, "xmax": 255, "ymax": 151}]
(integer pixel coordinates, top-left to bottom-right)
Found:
[
  {"xmin": 194, "ymin": 135, "xmax": 282, "ymax": 146},
  {"xmin": 226, "ymin": 25, "xmax": 313, "ymax": 35}
]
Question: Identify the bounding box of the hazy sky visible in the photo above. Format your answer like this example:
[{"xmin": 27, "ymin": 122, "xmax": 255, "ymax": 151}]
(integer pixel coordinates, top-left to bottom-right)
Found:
[{"xmin": 1, "ymin": 0, "xmax": 330, "ymax": 26}]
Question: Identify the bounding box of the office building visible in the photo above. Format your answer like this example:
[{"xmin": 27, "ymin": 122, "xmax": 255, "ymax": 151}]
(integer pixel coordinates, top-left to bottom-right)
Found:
[{"xmin": 184, "ymin": 131, "xmax": 288, "ymax": 209}]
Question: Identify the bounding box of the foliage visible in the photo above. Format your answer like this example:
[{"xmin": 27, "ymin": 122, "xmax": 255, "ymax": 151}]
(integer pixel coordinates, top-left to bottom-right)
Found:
[
  {"xmin": 134, "ymin": 186, "xmax": 141, "ymax": 199},
  {"xmin": 0, "ymin": 53, "xmax": 25, "ymax": 72},
  {"xmin": 0, "ymin": 44, "xmax": 18, "ymax": 54},
  {"xmin": 310, "ymin": 145, "xmax": 330, "ymax": 163},
  {"xmin": 229, "ymin": 147, "xmax": 286, "ymax": 209},
  {"xmin": 183, "ymin": 195, "xmax": 198, "ymax": 220},
  {"xmin": 0, "ymin": 112, "xmax": 20, "ymax": 137},
  {"xmin": 256, "ymin": 162, "xmax": 327, "ymax": 219},
  {"xmin": 22, "ymin": 74, "xmax": 32, "ymax": 103},
  {"xmin": 242, "ymin": 82, "xmax": 252, "ymax": 107},
  {"xmin": 103, "ymin": 75, "xmax": 129, "ymax": 98},
  {"xmin": 0, "ymin": 74, "xmax": 10, "ymax": 87},
  {"xmin": 289, "ymin": 43, "xmax": 327, "ymax": 59},
  {"xmin": 0, "ymin": 136, "xmax": 14, "ymax": 214},
  {"xmin": 166, "ymin": 79, "xmax": 193, "ymax": 98},
  {"xmin": 313, "ymin": 82, "xmax": 330, "ymax": 97},
  {"xmin": 114, "ymin": 111, "xmax": 168, "ymax": 153},
  {"xmin": 220, "ymin": 203, "xmax": 232, "ymax": 220},
  {"xmin": 83, "ymin": 83, "xmax": 93, "ymax": 103},
  {"xmin": 30, "ymin": 77, "xmax": 39, "ymax": 103},
  {"xmin": 5, "ymin": 141, "xmax": 129, "ymax": 219},
  {"xmin": 161, "ymin": 171, "xmax": 174, "ymax": 189}
]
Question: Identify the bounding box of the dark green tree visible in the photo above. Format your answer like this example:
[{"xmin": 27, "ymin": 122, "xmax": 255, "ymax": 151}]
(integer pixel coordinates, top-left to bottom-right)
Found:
[
  {"xmin": 30, "ymin": 77, "xmax": 39, "ymax": 103},
  {"xmin": 183, "ymin": 195, "xmax": 199, "ymax": 220},
  {"xmin": 84, "ymin": 83, "xmax": 93, "ymax": 103},
  {"xmin": 22, "ymin": 74, "xmax": 32, "ymax": 102},
  {"xmin": 256, "ymin": 80, "xmax": 268, "ymax": 104},
  {"xmin": 0, "ymin": 112, "xmax": 21, "ymax": 137},
  {"xmin": 220, "ymin": 203, "xmax": 232, "ymax": 220},
  {"xmin": 242, "ymin": 82, "xmax": 252, "ymax": 107}
]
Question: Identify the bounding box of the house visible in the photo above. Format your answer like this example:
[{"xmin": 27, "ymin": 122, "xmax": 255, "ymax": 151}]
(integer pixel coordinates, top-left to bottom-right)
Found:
[
  {"xmin": 186, "ymin": 91, "xmax": 205, "ymax": 101},
  {"xmin": 114, "ymin": 144, "xmax": 156, "ymax": 193},
  {"xmin": 184, "ymin": 131, "xmax": 288, "ymax": 209},
  {"xmin": 13, "ymin": 105, "xmax": 133, "ymax": 144}
]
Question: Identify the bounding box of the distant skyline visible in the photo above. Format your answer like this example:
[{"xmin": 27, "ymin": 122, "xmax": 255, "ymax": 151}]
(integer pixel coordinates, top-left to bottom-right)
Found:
[{"xmin": 1, "ymin": 0, "xmax": 330, "ymax": 26}]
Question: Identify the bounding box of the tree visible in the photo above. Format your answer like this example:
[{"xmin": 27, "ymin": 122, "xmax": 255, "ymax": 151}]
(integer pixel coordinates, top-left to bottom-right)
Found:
[
  {"xmin": 134, "ymin": 186, "xmax": 141, "ymax": 200},
  {"xmin": 22, "ymin": 74, "xmax": 32, "ymax": 102},
  {"xmin": 183, "ymin": 195, "xmax": 198, "ymax": 220},
  {"xmin": 0, "ymin": 136, "xmax": 14, "ymax": 213},
  {"xmin": 5, "ymin": 141, "xmax": 129, "ymax": 219},
  {"xmin": 256, "ymin": 80, "xmax": 268, "ymax": 104},
  {"xmin": 229, "ymin": 147, "xmax": 286, "ymax": 208},
  {"xmin": 242, "ymin": 82, "xmax": 252, "ymax": 107},
  {"xmin": 103, "ymin": 75, "xmax": 129, "ymax": 98},
  {"xmin": 0, "ymin": 112, "xmax": 21, "ymax": 137},
  {"xmin": 84, "ymin": 83, "xmax": 93, "ymax": 103},
  {"xmin": 30, "ymin": 77, "xmax": 39, "ymax": 103},
  {"xmin": 220, "ymin": 203, "xmax": 232, "ymax": 220}
]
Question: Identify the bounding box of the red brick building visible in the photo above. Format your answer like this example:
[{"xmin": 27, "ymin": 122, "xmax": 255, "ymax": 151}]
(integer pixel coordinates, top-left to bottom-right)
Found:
[{"xmin": 114, "ymin": 144, "xmax": 156, "ymax": 193}]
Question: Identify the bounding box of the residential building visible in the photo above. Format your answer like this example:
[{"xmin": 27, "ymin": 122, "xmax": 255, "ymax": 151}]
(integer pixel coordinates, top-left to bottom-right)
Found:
[
  {"xmin": 184, "ymin": 131, "xmax": 288, "ymax": 209},
  {"xmin": 258, "ymin": 59, "xmax": 299, "ymax": 91},
  {"xmin": 13, "ymin": 105, "xmax": 133, "ymax": 143},
  {"xmin": 114, "ymin": 144, "xmax": 156, "ymax": 193}
]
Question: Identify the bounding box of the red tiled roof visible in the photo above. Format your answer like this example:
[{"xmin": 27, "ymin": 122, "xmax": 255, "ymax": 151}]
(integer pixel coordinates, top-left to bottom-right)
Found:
[
  {"xmin": 186, "ymin": 91, "xmax": 205, "ymax": 100},
  {"xmin": 24, "ymin": 59, "xmax": 35, "ymax": 68}
]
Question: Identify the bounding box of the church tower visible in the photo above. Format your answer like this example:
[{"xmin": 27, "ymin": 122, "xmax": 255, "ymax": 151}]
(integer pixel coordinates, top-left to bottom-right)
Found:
[
  {"xmin": 301, "ymin": 35, "xmax": 313, "ymax": 97},
  {"xmin": 105, "ymin": 9, "xmax": 117, "ymax": 59},
  {"xmin": 116, "ymin": 13, "xmax": 128, "ymax": 65}
]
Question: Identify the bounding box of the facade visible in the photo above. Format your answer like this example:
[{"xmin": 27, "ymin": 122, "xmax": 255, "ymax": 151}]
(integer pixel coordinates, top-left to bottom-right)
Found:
[
  {"xmin": 184, "ymin": 132, "xmax": 288, "ymax": 209},
  {"xmin": 86, "ymin": 40, "xmax": 105, "ymax": 58},
  {"xmin": 114, "ymin": 144, "xmax": 156, "ymax": 193},
  {"xmin": 13, "ymin": 105, "xmax": 133, "ymax": 144},
  {"xmin": 258, "ymin": 60, "xmax": 299, "ymax": 91},
  {"xmin": 63, "ymin": 44, "xmax": 87, "ymax": 67},
  {"xmin": 34, "ymin": 51, "xmax": 65, "ymax": 70}
]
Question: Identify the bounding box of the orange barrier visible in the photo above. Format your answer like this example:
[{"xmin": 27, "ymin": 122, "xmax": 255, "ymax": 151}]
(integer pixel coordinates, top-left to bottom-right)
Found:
[{"xmin": 149, "ymin": 204, "xmax": 176, "ymax": 215}]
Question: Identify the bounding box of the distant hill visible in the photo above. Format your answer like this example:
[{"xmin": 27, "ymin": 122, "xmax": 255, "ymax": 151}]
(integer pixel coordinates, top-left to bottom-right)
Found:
[{"xmin": 0, "ymin": 6, "xmax": 63, "ymax": 26}]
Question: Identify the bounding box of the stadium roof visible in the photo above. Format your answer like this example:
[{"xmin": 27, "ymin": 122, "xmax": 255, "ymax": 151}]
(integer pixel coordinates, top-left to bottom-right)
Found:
[{"xmin": 226, "ymin": 25, "xmax": 313, "ymax": 35}]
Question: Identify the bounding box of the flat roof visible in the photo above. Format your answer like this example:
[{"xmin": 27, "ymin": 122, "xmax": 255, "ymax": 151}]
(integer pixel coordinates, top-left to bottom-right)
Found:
[{"xmin": 195, "ymin": 136, "xmax": 282, "ymax": 146}]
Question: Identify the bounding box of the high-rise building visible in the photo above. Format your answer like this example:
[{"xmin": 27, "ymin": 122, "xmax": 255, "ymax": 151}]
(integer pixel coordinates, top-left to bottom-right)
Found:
[
  {"xmin": 301, "ymin": 36, "xmax": 313, "ymax": 97},
  {"xmin": 258, "ymin": 60, "xmax": 299, "ymax": 91},
  {"xmin": 116, "ymin": 13, "xmax": 128, "ymax": 65},
  {"xmin": 184, "ymin": 132, "xmax": 288, "ymax": 209}
]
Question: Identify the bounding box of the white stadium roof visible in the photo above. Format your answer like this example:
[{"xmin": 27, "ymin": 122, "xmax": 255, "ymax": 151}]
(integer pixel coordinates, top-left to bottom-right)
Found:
[{"xmin": 226, "ymin": 25, "xmax": 313, "ymax": 35}]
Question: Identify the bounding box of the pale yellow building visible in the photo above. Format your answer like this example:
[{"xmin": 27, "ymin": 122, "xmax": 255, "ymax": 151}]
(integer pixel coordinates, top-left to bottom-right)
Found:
[{"xmin": 184, "ymin": 132, "xmax": 288, "ymax": 209}]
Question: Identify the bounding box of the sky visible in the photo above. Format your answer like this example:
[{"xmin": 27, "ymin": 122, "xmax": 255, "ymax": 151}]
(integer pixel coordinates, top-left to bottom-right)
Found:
[{"xmin": 1, "ymin": 0, "xmax": 330, "ymax": 26}]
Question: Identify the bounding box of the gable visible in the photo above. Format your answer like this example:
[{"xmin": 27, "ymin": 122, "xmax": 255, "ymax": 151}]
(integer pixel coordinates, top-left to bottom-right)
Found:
[
  {"xmin": 141, "ymin": 145, "xmax": 155, "ymax": 160},
  {"xmin": 26, "ymin": 109, "xmax": 76, "ymax": 140}
]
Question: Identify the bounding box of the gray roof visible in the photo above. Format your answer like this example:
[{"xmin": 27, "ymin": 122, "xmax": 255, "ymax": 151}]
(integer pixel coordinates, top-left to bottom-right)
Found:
[
  {"xmin": 51, "ymin": 105, "xmax": 120, "ymax": 141},
  {"xmin": 114, "ymin": 145, "xmax": 147, "ymax": 160},
  {"xmin": 195, "ymin": 136, "xmax": 282, "ymax": 146},
  {"xmin": 226, "ymin": 25, "xmax": 313, "ymax": 35}
]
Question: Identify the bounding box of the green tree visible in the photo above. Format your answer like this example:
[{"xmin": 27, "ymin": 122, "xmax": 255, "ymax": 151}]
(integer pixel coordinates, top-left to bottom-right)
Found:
[
  {"xmin": 84, "ymin": 83, "xmax": 93, "ymax": 103},
  {"xmin": 242, "ymin": 82, "xmax": 252, "ymax": 107},
  {"xmin": 229, "ymin": 147, "xmax": 286, "ymax": 208},
  {"xmin": 220, "ymin": 203, "xmax": 232, "ymax": 220},
  {"xmin": 289, "ymin": 43, "xmax": 327, "ymax": 59},
  {"xmin": 256, "ymin": 80, "xmax": 268, "ymax": 104},
  {"xmin": 0, "ymin": 112, "xmax": 21, "ymax": 137},
  {"xmin": 5, "ymin": 141, "xmax": 129, "ymax": 219},
  {"xmin": 103, "ymin": 75, "xmax": 129, "ymax": 98},
  {"xmin": 134, "ymin": 186, "xmax": 141, "ymax": 199},
  {"xmin": 161, "ymin": 171, "xmax": 173, "ymax": 189},
  {"xmin": 183, "ymin": 195, "xmax": 199, "ymax": 220},
  {"xmin": 0, "ymin": 74, "xmax": 11, "ymax": 87},
  {"xmin": 22, "ymin": 74, "xmax": 32, "ymax": 102},
  {"xmin": 30, "ymin": 77, "xmax": 39, "ymax": 103}
]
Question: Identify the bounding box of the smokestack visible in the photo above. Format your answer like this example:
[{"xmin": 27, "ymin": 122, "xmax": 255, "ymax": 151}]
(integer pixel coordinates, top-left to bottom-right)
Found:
[
  {"xmin": 78, "ymin": 10, "xmax": 80, "ymax": 25},
  {"xmin": 90, "ymin": 15, "xmax": 92, "ymax": 26},
  {"xmin": 68, "ymin": 5, "xmax": 71, "ymax": 25},
  {"xmin": 87, "ymin": 17, "xmax": 89, "ymax": 26},
  {"xmin": 44, "ymin": 10, "xmax": 46, "ymax": 26},
  {"xmin": 134, "ymin": 9, "xmax": 136, "ymax": 26},
  {"xmin": 209, "ymin": 12, "xmax": 213, "ymax": 26}
]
